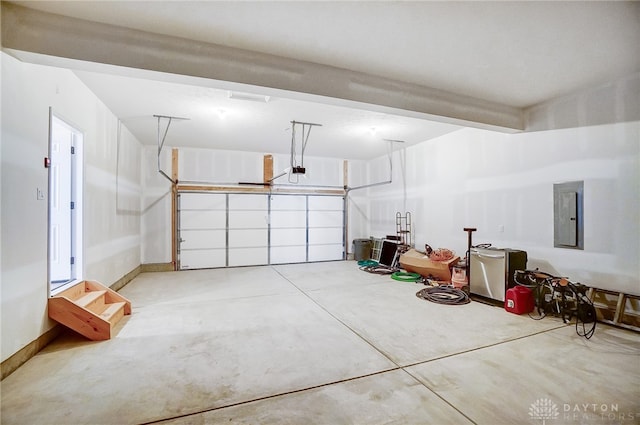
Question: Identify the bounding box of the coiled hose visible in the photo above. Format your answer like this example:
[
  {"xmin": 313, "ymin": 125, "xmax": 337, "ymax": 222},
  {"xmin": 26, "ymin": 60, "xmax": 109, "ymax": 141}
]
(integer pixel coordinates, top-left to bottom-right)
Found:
[
  {"xmin": 391, "ymin": 271, "xmax": 422, "ymax": 283},
  {"xmin": 357, "ymin": 260, "xmax": 379, "ymax": 267},
  {"xmin": 358, "ymin": 260, "xmax": 396, "ymax": 275},
  {"xmin": 416, "ymin": 286, "xmax": 470, "ymax": 305}
]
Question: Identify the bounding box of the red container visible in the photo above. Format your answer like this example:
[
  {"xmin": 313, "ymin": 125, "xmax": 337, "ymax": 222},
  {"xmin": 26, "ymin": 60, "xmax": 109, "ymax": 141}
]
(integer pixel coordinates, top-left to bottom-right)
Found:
[{"xmin": 505, "ymin": 286, "xmax": 534, "ymax": 314}]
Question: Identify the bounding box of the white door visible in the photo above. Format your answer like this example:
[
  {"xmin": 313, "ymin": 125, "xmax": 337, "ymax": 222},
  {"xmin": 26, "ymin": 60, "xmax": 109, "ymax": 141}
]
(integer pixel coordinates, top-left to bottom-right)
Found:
[
  {"xmin": 49, "ymin": 119, "xmax": 73, "ymax": 283},
  {"xmin": 49, "ymin": 114, "xmax": 83, "ymax": 295}
]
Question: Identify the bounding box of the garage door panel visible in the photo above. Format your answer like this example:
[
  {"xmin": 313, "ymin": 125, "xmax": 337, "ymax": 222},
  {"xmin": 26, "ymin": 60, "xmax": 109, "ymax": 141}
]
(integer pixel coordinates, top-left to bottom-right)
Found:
[
  {"xmin": 179, "ymin": 210, "xmax": 226, "ymax": 229},
  {"xmin": 308, "ymin": 196, "xmax": 343, "ymax": 210},
  {"xmin": 180, "ymin": 229, "xmax": 226, "ymax": 249},
  {"xmin": 270, "ymin": 211, "xmax": 306, "ymax": 228},
  {"xmin": 309, "ymin": 211, "xmax": 343, "ymax": 227},
  {"xmin": 271, "ymin": 246, "xmax": 307, "ymax": 264},
  {"xmin": 229, "ymin": 229, "xmax": 268, "ymax": 248},
  {"xmin": 271, "ymin": 195, "xmax": 306, "ymax": 210},
  {"xmin": 229, "ymin": 248, "xmax": 268, "ymax": 266},
  {"xmin": 309, "ymin": 227, "xmax": 343, "ymax": 245},
  {"xmin": 180, "ymin": 249, "xmax": 226, "ymax": 269},
  {"xmin": 308, "ymin": 244, "xmax": 343, "ymax": 262},
  {"xmin": 229, "ymin": 194, "xmax": 267, "ymax": 210},
  {"xmin": 228, "ymin": 211, "xmax": 268, "ymax": 228},
  {"xmin": 271, "ymin": 228, "xmax": 306, "ymax": 246},
  {"xmin": 180, "ymin": 193, "xmax": 226, "ymax": 210}
]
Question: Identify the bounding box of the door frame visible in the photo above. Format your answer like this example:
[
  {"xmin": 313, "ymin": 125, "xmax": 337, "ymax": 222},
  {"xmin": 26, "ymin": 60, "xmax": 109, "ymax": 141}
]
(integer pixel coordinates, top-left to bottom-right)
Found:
[{"xmin": 48, "ymin": 110, "xmax": 84, "ymax": 296}]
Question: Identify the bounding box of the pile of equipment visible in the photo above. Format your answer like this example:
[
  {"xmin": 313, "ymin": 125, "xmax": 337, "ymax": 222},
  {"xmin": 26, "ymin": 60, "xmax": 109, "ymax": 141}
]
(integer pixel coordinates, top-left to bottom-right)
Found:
[
  {"xmin": 355, "ymin": 239, "xmax": 470, "ymax": 305},
  {"xmin": 513, "ymin": 269, "xmax": 597, "ymax": 339},
  {"xmin": 355, "ymin": 221, "xmax": 597, "ymax": 338}
]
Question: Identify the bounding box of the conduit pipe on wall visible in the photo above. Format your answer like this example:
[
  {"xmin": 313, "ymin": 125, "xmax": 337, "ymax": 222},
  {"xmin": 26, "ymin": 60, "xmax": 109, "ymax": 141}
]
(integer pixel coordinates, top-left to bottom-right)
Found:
[{"xmin": 155, "ymin": 114, "xmax": 188, "ymax": 184}]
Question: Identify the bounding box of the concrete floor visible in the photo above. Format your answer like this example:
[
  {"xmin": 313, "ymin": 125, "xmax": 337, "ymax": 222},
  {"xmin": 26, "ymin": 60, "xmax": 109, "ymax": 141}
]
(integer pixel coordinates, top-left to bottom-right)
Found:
[{"xmin": 2, "ymin": 261, "xmax": 639, "ymax": 425}]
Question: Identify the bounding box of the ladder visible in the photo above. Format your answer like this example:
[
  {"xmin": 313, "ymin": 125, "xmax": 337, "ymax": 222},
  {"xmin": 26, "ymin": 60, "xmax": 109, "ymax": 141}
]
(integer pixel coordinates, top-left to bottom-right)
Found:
[{"xmin": 587, "ymin": 288, "xmax": 640, "ymax": 332}]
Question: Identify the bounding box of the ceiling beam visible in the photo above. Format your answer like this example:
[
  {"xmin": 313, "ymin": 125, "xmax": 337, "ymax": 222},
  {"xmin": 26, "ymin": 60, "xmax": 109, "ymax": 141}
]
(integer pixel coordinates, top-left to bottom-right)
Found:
[{"xmin": 1, "ymin": 3, "xmax": 523, "ymax": 131}]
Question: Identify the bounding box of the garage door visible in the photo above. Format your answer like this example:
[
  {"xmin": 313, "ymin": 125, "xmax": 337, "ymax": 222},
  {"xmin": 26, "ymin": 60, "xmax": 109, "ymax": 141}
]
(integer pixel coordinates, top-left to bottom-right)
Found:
[{"xmin": 178, "ymin": 193, "xmax": 344, "ymax": 269}]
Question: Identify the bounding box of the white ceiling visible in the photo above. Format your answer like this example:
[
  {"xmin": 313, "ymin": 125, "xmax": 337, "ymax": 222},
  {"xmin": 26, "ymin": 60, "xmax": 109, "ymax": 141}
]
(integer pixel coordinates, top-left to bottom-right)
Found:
[
  {"xmin": 72, "ymin": 69, "xmax": 462, "ymax": 160},
  {"xmin": 6, "ymin": 1, "xmax": 640, "ymax": 159}
]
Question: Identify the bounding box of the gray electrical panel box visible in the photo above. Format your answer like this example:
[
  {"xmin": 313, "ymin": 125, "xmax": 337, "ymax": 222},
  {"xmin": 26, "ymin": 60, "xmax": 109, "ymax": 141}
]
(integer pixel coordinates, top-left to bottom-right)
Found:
[{"xmin": 554, "ymin": 181, "xmax": 583, "ymax": 249}]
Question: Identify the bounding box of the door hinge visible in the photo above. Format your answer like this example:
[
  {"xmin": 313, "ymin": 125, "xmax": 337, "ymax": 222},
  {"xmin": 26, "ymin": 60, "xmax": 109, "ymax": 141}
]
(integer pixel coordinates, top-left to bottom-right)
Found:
[
  {"xmin": 70, "ymin": 257, "xmax": 75, "ymax": 265},
  {"xmin": 70, "ymin": 201, "xmax": 75, "ymax": 209},
  {"xmin": 71, "ymin": 146, "xmax": 75, "ymax": 154}
]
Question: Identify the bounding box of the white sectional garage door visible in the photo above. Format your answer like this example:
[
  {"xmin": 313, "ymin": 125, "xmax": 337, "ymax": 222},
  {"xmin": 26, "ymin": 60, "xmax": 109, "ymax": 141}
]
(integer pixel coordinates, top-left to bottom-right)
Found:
[{"xmin": 178, "ymin": 193, "xmax": 344, "ymax": 270}]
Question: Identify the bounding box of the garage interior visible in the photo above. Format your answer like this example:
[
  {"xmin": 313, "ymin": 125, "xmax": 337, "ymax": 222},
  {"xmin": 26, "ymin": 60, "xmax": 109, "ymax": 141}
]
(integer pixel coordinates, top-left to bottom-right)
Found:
[{"xmin": 1, "ymin": 1, "xmax": 639, "ymax": 424}]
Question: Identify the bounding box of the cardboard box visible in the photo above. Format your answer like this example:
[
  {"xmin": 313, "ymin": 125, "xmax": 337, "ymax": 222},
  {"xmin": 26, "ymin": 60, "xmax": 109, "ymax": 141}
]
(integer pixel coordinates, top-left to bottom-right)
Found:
[{"xmin": 399, "ymin": 249, "xmax": 460, "ymax": 282}]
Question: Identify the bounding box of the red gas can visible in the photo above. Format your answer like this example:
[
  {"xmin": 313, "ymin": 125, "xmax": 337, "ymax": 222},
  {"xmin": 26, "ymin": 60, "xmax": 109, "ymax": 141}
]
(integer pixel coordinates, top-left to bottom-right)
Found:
[{"xmin": 505, "ymin": 286, "xmax": 534, "ymax": 314}]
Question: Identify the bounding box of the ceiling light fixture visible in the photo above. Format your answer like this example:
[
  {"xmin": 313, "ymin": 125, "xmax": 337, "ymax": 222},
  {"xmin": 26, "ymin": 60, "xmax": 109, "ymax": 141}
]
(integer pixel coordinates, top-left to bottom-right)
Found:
[{"xmin": 227, "ymin": 91, "xmax": 271, "ymax": 103}]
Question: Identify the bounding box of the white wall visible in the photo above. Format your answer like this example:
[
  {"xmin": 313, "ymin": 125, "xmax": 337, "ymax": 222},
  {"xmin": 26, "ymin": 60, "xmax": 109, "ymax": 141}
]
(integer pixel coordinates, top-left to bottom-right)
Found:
[
  {"xmin": 179, "ymin": 147, "xmax": 264, "ymax": 185},
  {"xmin": 525, "ymin": 73, "xmax": 640, "ymax": 132},
  {"xmin": 361, "ymin": 73, "xmax": 640, "ymax": 294},
  {"xmin": 85, "ymin": 115, "xmax": 142, "ymax": 282},
  {"xmin": 1, "ymin": 53, "xmax": 142, "ymax": 362},
  {"xmin": 345, "ymin": 159, "xmax": 369, "ymax": 252},
  {"xmin": 363, "ymin": 121, "xmax": 639, "ymax": 295},
  {"xmin": 141, "ymin": 145, "xmax": 173, "ymax": 264}
]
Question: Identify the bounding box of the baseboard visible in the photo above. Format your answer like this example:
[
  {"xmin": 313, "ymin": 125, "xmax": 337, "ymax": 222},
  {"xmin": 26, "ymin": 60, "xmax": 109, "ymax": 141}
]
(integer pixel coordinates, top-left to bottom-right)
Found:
[
  {"xmin": 109, "ymin": 264, "xmax": 143, "ymax": 292},
  {"xmin": 2, "ymin": 264, "xmax": 145, "ymax": 381},
  {"xmin": 141, "ymin": 262, "xmax": 175, "ymax": 273},
  {"xmin": 1, "ymin": 325, "xmax": 62, "ymax": 380}
]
